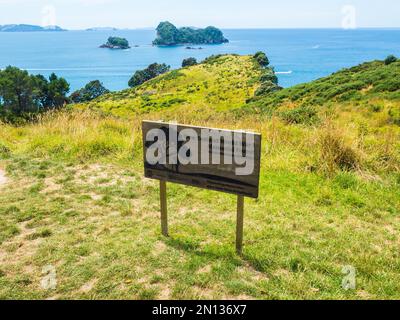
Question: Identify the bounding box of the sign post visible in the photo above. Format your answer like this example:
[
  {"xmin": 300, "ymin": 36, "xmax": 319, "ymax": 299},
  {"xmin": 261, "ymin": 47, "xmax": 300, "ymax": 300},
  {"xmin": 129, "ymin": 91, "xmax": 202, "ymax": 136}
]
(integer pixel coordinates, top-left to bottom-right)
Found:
[
  {"xmin": 160, "ymin": 180, "xmax": 168, "ymax": 237},
  {"xmin": 142, "ymin": 121, "xmax": 261, "ymax": 254},
  {"xmin": 236, "ymin": 195, "xmax": 245, "ymax": 255}
]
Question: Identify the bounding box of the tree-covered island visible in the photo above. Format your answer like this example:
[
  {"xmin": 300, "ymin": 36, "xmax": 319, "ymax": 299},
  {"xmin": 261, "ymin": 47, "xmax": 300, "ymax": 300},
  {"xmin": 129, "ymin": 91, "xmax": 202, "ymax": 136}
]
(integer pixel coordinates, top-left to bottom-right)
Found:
[
  {"xmin": 100, "ymin": 36, "xmax": 130, "ymax": 49},
  {"xmin": 153, "ymin": 21, "xmax": 229, "ymax": 46}
]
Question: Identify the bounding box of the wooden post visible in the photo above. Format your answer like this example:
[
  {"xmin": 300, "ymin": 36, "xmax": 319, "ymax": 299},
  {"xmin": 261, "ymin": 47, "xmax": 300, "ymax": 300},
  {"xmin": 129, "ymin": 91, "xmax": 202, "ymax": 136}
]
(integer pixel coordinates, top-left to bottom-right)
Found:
[
  {"xmin": 236, "ymin": 195, "xmax": 245, "ymax": 255},
  {"xmin": 160, "ymin": 180, "xmax": 168, "ymax": 237}
]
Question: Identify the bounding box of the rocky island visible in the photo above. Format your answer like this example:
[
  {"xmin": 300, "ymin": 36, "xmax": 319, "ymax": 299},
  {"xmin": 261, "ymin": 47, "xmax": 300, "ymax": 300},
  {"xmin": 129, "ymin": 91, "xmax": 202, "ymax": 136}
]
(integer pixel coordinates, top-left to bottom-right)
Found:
[
  {"xmin": 100, "ymin": 36, "xmax": 130, "ymax": 49},
  {"xmin": 153, "ymin": 21, "xmax": 229, "ymax": 46}
]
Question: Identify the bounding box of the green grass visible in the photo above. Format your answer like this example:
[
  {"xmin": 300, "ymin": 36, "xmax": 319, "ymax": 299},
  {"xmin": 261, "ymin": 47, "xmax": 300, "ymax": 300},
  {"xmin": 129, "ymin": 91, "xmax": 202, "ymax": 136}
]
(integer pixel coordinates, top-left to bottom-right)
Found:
[
  {"xmin": 0, "ymin": 56, "xmax": 399, "ymax": 300},
  {"xmin": 0, "ymin": 156, "xmax": 399, "ymax": 299}
]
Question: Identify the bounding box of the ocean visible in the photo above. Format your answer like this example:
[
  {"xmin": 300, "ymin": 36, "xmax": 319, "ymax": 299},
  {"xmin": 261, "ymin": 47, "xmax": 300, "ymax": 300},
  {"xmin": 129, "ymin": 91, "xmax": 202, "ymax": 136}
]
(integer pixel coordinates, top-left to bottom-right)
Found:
[{"xmin": 0, "ymin": 28, "xmax": 399, "ymax": 92}]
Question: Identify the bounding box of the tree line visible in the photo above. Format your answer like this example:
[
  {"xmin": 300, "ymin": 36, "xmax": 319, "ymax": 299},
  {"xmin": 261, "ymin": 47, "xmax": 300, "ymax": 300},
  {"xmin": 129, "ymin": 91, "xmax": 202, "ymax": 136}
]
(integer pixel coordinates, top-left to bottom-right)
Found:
[{"xmin": 0, "ymin": 67, "xmax": 69, "ymax": 121}]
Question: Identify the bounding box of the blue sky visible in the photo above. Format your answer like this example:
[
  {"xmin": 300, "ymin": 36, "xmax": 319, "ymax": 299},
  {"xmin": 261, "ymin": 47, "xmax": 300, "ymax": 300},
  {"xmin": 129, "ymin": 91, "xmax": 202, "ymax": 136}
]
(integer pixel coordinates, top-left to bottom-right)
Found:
[{"xmin": 0, "ymin": 0, "xmax": 399, "ymax": 29}]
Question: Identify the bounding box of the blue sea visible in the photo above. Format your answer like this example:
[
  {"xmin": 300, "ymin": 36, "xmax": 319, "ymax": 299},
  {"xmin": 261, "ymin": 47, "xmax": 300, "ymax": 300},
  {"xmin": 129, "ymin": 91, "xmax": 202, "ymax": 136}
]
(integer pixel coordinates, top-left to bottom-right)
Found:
[{"xmin": 0, "ymin": 29, "xmax": 399, "ymax": 92}]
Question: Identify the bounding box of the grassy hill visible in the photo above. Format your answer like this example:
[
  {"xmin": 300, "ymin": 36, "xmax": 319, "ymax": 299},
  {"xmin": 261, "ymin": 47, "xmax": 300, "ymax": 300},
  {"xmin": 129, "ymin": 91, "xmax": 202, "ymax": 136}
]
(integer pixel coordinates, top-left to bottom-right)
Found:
[
  {"xmin": 0, "ymin": 56, "xmax": 399, "ymax": 300},
  {"xmin": 243, "ymin": 59, "xmax": 400, "ymax": 117},
  {"xmin": 78, "ymin": 54, "xmax": 262, "ymax": 119}
]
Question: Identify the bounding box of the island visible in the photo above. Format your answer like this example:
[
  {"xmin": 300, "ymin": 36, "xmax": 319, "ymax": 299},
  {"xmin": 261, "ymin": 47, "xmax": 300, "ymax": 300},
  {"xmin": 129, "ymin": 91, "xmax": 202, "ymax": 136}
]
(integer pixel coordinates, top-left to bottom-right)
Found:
[
  {"xmin": 0, "ymin": 24, "xmax": 66, "ymax": 32},
  {"xmin": 152, "ymin": 21, "xmax": 229, "ymax": 46},
  {"xmin": 86, "ymin": 27, "xmax": 118, "ymax": 32},
  {"xmin": 100, "ymin": 36, "xmax": 130, "ymax": 49}
]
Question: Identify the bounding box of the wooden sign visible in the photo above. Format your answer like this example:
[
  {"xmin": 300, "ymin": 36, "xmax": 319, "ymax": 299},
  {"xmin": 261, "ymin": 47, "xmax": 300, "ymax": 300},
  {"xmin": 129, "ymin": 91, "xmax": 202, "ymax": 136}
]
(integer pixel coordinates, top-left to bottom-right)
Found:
[
  {"xmin": 142, "ymin": 121, "xmax": 261, "ymax": 198},
  {"xmin": 142, "ymin": 121, "xmax": 262, "ymax": 254}
]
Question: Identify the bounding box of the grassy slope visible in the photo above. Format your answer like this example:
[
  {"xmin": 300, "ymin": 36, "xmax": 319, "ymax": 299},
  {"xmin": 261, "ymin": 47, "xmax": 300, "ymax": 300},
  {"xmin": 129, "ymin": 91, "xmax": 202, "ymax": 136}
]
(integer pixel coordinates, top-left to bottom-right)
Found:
[
  {"xmin": 244, "ymin": 59, "xmax": 400, "ymax": 114},
  {"xmin": 78, "ymin": 54, "xmax": 262, "ymax": 118},
  {"xmin": 0, "ymin": 57, "xmax": 399, "ymax": 300}
]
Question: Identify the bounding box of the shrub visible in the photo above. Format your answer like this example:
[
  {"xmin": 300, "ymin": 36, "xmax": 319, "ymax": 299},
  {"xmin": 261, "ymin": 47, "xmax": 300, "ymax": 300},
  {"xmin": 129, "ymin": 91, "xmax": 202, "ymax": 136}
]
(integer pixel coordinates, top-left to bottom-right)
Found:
[
  {"xmin": 279, "ymin": 106, "xmax": 319, "ymax": 125},
  {"xmin": 70, "ymin": 80, "xmax": 109, "ymax": 103},
  {"xmin": 128, "ymin": 63, "xmax": 170, "ymax": 88},
  {"xmin": 260, "ymin": 70, "xmax": 278, "ymax": 84},
  {"xmin": 0, "ymin": 142, "xmax": 11, "ymax": 158},
  {"xmin": 254, "ymin": 51, "xmax": 270, "ymax": 67},
  {"xmin": 369, "ymin": 104, "xmax": 383, "ymax": 113},
  {"xmin": 388, "ymin": 107, "xmax": 400, "ymax": 125},
  {"xmin": 182, "ymin": 57, "xmax": 197, "ymax": 68},
  {"xmin": 384, "ymin": 55, "xmax": 397, "ymax": 65},
  {"xmin": 255, "ymin": 81, "xmax": 281, "ymax": 96}
]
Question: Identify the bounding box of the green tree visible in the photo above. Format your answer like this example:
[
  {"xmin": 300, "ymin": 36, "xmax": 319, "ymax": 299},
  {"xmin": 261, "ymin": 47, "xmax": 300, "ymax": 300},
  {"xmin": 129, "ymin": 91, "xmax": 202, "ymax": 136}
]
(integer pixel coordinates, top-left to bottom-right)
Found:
[
  {"xmin": 260, "ymin": 70, "xmax": 278, "ymax": 84},
  {"xmin": 254, "ymin": 52, "xmax": 270, "ymax": 67},
  {"xmin": 0, "ymin": 67, "xmax": 69, "ymax": 118},
  {"xmin": 70, "ymin": 80, "xmax": 110, "ymax": 103},
  {"xmin": 45, "ymin": 73, "xmax": 70, "ymax": 109},
  {"xmin": 255, "ymin": 81, "xmax": 282, "ymax": 96},
  {"xmin": 128, "ymin": 63, "xmax": 170, "ymax": 88},
  {"xmin": 384, "ymin": 55, "xmax": 397, "ymax": 65},
  {"xmin": 0, "ymin": 66, "xmax": 36, "ymax": 114},
  {"xmin": 182, "ymin": 57, "xmax": 197, "ymax": 68}
]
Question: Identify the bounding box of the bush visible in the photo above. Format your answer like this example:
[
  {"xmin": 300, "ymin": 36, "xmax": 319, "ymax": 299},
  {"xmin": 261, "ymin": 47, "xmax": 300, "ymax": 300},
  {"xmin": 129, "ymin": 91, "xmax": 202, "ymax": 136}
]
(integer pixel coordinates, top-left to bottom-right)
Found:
[
  {"xmin": 70, "ymin": 80, "xmax": 109, "ymax": 103},
  {"xmin": 260, "ymin": 70, "xmax": 278, "ymax": 84},
  {"xmin": 388, "ymin": 107, "xmax": 400, "ymax": 125},
  {"xmin": 255, "ymin": 81, "xmax": 281, "ymax": 96},
  {"xmin": 369, "ymin": 104, "xmax": 383, "ymax": 113},
  {"xmin": 0, "ymin": 142, "xmax": 11, "ymax": 158},
  {"xmin": 279, "ymin": 106, "xmax": 319, "ymax": 125},
  {"xmin": 254, "ymin": 52, "xmax": 270, "ymax": 67},
  {"xmin": 182, "ymin": 57, "xmax": 197, "ymax": 68},
  {"xmin": 384, "ymin": 55, "xmax": 397, "ymax": 65},
  {"xmin": 128, "ymin": 63, "xmax": 170, "ymax": 88}
]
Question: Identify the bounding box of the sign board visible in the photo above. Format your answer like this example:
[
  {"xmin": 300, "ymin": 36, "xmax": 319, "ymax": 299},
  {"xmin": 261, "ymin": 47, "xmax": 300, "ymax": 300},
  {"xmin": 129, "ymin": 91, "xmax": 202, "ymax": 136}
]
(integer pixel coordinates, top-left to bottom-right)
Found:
[{"xmin": 142, "ymin": 121, "xmax": 262, "ymax": 198}]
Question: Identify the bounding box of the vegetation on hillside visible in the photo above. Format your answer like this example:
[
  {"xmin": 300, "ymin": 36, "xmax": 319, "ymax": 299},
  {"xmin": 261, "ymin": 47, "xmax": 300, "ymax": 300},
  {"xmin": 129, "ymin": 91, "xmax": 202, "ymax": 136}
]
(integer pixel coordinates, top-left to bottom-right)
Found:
[
  {"xmin": 252, "ymin": 51, "xmax": 281, "ymax": 97},
  {"xmin": 243, "ymin": 57, "xmax": 400, "ymax": 120},
  {"xmin": 182, "ymin": 57, "xmax": 198, "ymax": 68},
  {"xmin": 80, "ymin": 54, "xmax": 263, "ymax": 117},
  {"xmin": 0, "ymin": 54, "xmax": 399, "ymax": 300},
  {"xmin": 128, "ymin": 63, "xmax": 170, "ymax": 88},
  {"xmin": 153, "ymin": 21, "xmax": 229, "ymax": 46},
  {"xmin": 70, "ymin": 80, "xmax": 110, "ymax": 103}
]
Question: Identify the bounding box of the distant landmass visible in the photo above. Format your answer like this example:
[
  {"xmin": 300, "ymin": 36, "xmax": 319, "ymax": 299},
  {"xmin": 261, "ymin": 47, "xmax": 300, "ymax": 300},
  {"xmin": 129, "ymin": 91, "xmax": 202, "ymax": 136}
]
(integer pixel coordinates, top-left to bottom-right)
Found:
[
  {"xmin": 153, "ymin": 21, "xmax": 229, "ymax": 46},
  {"xmin": 0, "ymin": 24, "xmax": 66, "ymax": 32},
  {"xmin": 100, "ymin": 36, "xmax": 130, "ymax": 49},
  {"xmin": 86, "ymin": 27, "xmax": 119, "ymax": 32}
]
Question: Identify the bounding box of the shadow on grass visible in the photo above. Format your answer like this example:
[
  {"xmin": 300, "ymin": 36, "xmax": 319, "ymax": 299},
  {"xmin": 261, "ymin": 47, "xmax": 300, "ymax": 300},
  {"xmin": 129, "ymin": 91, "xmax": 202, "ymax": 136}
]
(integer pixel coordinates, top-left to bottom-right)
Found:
[{"xmin": 164, "ymin": 235, "xmax": 272, "ymax": 274}]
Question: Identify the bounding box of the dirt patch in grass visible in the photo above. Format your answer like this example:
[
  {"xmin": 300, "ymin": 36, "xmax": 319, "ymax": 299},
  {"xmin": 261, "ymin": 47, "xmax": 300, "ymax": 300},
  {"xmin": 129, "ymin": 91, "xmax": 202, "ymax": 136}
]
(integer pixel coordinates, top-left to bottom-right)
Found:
[
  {"xmin": 0, "ymin": 168, "xmax": 8, "ymax": 187},
  {"xmin": 79, "ymin": 279, "xmax": 98, "ymax": 293}
]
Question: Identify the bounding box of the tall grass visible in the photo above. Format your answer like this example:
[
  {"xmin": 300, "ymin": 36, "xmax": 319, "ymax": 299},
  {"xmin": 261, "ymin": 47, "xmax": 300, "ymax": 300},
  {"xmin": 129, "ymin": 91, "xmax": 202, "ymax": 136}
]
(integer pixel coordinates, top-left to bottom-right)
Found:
[{"xmin": 1, "ymin": 106, "xmax": 398, "ymax": 179}]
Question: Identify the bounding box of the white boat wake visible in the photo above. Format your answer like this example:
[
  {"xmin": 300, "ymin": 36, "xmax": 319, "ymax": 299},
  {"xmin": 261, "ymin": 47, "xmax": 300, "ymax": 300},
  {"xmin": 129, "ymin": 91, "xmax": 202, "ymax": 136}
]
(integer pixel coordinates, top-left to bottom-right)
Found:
[{"xmin": 276, "ymin": 71, "xmax": 293, "ymax": 75}]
